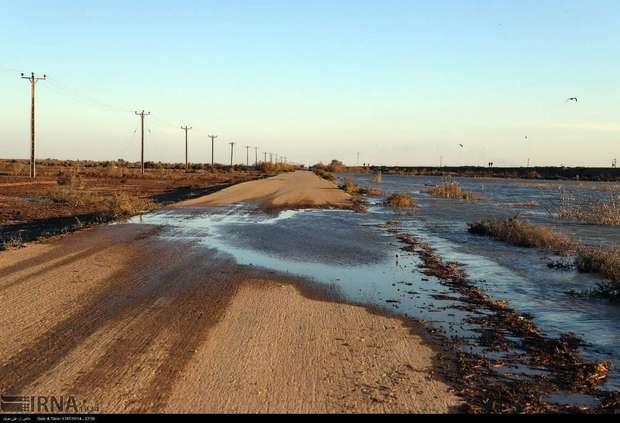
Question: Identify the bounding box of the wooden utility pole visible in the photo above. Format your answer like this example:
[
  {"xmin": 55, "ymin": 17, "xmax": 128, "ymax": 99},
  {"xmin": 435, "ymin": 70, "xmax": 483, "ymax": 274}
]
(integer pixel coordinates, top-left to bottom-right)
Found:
[
  {"xmin": 254, "ymin": 147, "xmax": 258, "ymax": 166},
  {"xmin": 245, "ymin": 145, "xmax": 250, "ymax": 166},
  {"xmin": 269, "ymin": 153, "xmax": 273, "ymax": 163},
  {"xmin": 21, "ymin": 72, "xmax": 46, "ymax": 178},
  {"xmin": 181, "ymin": 125, "xmax": 192, "ymax": 170},
  {"xmin": 134, "ymin": 110, "xmax": 150, "ymax": 175},
  {"xmin": 208, "ymin": 134, "xmax": 218, "ymax": 167},
  {"xmin": 229, "ymin": 142, "xmax": 235, "ymax": 168},
  {"xmin": 263, "ymin": 152, "xmax": 267, "ymax": 163}
]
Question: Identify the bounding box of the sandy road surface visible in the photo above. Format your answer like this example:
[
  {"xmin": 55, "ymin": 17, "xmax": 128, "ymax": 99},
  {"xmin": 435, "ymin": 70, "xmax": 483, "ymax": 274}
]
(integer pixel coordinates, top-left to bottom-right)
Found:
[
  {"xmin": 0, "ymin": 171, "xmax": 461, "ymax": 413},
  {"xmin": 175, "ymin": 170, "xmax": 352, "ymax": 210}
]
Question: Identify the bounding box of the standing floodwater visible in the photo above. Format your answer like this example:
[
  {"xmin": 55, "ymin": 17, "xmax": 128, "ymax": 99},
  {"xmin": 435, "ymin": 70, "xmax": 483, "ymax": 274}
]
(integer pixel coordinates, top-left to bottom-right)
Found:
[{"xmin": 129, "ymin": 172, "xmax": 620, "ymax": 403}]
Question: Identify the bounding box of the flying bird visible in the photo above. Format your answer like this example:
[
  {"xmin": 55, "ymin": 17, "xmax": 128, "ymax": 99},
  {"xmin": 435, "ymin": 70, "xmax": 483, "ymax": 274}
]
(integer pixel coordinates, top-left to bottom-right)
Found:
[
  {"xmin": 459, "ymin": 144, "xmax": 464, "ymax": 148},
  {"xmin": 566, "ymin": 97, "xmax": 578, "ymax": 103}
]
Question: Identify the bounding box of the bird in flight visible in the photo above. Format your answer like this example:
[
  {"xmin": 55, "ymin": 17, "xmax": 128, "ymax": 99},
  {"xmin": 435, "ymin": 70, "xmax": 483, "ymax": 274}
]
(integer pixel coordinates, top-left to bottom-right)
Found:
[
  {"xmin": 459, "ymin": 144, "xmax": 464, "ymax": 148},
  {"xmin": 566, "ymin": 97, "xmax": 578, "ymax": 103}
]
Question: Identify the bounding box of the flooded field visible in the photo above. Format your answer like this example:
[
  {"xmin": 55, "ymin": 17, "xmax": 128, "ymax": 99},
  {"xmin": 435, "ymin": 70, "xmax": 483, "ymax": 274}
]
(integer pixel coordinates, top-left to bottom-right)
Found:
[{"xmin": 126, "ymin": 173, "xmax": 620, "ymax": 408}]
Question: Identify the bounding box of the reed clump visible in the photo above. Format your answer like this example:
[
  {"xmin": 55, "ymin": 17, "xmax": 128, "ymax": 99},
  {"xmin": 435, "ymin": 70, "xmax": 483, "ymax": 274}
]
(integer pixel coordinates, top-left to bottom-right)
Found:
[
  {"xmin": 468, "ymin": 217, "xmax": 574, "ymax": 255},
  {"xmin": 575, "ymin": 246, "xmax": 620, "ymax": 285},
  {"xmin": 372, "ymin": 171, "xmax": 382, "ymax": 184},
  {"xmin": 427, "ymin": 181, "xmax": 478, "ymax": 201},
  {"xmin": 384, "ymin": 193, "xmax": 416, "ymax": 212},
  {"xmin": 556, "ymin": 189, "xmax": 620, "ymax": 226},
  {"xmin": 339, "ymin": 178, "xmax": 361, "ymax": 195},
  {"xmin": 469, "ymin": 216, "xmax": 620, "ymax": 299},
  {"xmin": 361, "ymin": 187, "xmax": 384, "ymax": 196}
]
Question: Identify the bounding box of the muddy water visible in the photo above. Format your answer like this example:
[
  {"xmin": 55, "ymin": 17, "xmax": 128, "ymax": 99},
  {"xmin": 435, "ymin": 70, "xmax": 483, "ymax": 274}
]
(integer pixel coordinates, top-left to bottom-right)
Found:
[{"xmin": 126, "ymin": 175, "xmax": 620, "ymax": 403}]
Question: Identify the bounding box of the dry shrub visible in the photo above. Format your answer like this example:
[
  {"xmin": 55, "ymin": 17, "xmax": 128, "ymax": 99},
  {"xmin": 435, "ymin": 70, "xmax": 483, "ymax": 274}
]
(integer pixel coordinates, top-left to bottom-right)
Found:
[
  {"xmin": 427, "ymin": 181, "xmax": 478, "ymax": 201},
  {"xmin": 384, "ymin": 193, "xmax": 416, "ymax": 212},
  {"xmin": 105, "ymin": 166, "xmax": 124, "ymax": 178},
  {"xmin": 363, "ymin": 187, "xmax": 384, "ymax": 196},
  {"xmin": 313, "ymin": 168, "xmax": 336, "ymax": 183},
  {"xmin": 339, "ymin": 178, "xmax": 360, "ymax": 194},
  {"xmin": 57, "ymin": 173, "xmax": 83, "ymax": 188},
  {"xmin": 326, "ymin": 159, "xmax": 346, "ymax": 173},
  {"xmin": 12, "ymin": 162, "xmax": 28, "ymax": 176},
  {"xmin": 468, "ymin": 217, "xmax": 574, "ymax": 255},
  {"xmin": 48, "ymin": 187, "xmax": 101, "ymax": 208},
  {"xmin": 556, "ymin": 189, "xmax": 620, "ymax": 226},
  {"xmin": 575, "ymin": 246, "xmax": 620, "ymax": 284},
  {"xmin": 372, "ymin": 171, "xmax": 382, "ymax": 184},
  {"xmin": 47, "ymin": 187, "xmax": 153, "ymax": 217},
  {"xmin": 105, "ymin": 192, "xmax": 154, "ymax": 217}
]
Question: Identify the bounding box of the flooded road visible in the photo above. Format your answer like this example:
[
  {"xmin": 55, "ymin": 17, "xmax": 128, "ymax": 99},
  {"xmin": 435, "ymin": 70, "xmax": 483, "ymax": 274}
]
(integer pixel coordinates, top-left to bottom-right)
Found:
[{"xmin": 128, "ymin": 173, "xmax": 620, "ymax": 406}]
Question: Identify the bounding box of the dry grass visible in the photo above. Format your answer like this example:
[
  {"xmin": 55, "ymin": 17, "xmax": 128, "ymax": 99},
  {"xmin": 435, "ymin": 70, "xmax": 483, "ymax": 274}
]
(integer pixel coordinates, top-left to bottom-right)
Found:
[
  {"xmin": 468, "ymin": 217, "xmax": 574, "ymax": 255},
  {"xmin": 384, "ymin": 193, "xmax": 416, "ymax": 212},
  {"xmin": 105, "ymin": 192, "xmax": 155, "ymax": 217},
  {"xmin": 339, "ymin": 178, "xmax": 361, "ymax": 195},
  {"xmin": 469, "ymin": 216, "xmax": 620, "ymax": 298},
  {"xmin": 362, "ymin": 187, "xmax": 384, "ymax": 196},
  {"xmin": 556, "ymin": 189, "xmax": 620, "ymax": 226},
  {"xmin": 427, "ymin": 181, "xmax": 478, "ymax": 201},
  {"xmin": 48, "ymin": 187, "xmax": 154, "ymax": 217},
  {"xmin": 575, "ymin": 246, "xmax": 620, "ymax": 285},
  {"xmin": 312, "ymin": 168, "xmax": 336, "ymax": 183}
]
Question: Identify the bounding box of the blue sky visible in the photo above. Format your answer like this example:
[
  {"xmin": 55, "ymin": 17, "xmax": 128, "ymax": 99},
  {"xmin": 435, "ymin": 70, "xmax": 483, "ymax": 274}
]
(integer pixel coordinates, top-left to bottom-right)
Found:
[{"xmin": 1, "ymin": 0, "xmax": 619, "ymax": 166}]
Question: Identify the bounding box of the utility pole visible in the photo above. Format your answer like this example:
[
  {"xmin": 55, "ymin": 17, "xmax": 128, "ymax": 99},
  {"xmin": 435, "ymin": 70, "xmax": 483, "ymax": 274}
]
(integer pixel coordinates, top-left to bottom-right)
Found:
[
  {"xmin": 245, "ymin": 145, "xmax": 250, "ymax": 166},
  {"xmin": 229, "ymin": 142, "xmax": 235, "ymax": 168},
  {"xmin": 21, "ymin": 72, "xmax": 47, "ymax": 178},
  {"xmin": 254, "ymin": 147, "xmax": 258, "ymax": 166},
  {"xmin": 263, "ymin": 152, "xmax": 267, "ymax": 163},
  {"xmin": 357, "ymin": 152, "xmax": 360, "ymax": 166},
  {"xmin": 181, "ymin": 125, "xmax": 192, "ymax": 170},
  {"xmin": 269, "ymin": 153, "xmax": 273, "ymax": 163},
  {"xmin": 208, "ymin": 134, "xmax": 218, "ymax": 168},
  {"xmin": 134, "ymin": 110, "xmax": 151, "ymax": 175}
]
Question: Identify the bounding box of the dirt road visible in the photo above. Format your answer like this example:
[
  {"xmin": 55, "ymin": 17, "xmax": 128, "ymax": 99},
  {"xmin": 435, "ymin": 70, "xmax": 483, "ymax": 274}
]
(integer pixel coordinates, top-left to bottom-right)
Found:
[
  {"xmin": 0, "ymin": 171, "xmax": 461, "ymax": 413},
  {"xmin": 175, "ymin": 170, "xmax": 352, "ymax": 210}
]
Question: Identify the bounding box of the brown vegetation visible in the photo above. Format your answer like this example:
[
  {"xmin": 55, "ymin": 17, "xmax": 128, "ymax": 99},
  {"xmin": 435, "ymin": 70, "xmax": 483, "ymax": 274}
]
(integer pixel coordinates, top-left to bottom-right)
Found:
[
  {"xmin": 426, "ymin": 181, "xmax": 478, "ymax": 201},
  {"xmin": 311, "ymin": 168, "xmax": 336, "ymax": 183},
  {"xmin": 361, "ymin": 187, "xmax": 384, "ymax": 196},
  {"xmin": 339, "ymin": 178, "xmax": 361, "ymax": 195},
  {"xmin": 468, "ymin": 217, "xmax": 574, "ymax": 255},
  {"xmin": 0, "ymin": 159, "xmax": 268, "ymax": 249},
  {"xmin": 384, "ymin": 193, "xmax": 416, "ymax": 212},
  {"xmin": 469, "ymin": 216, "xmax": 620, "ymax": 299},
  {"xmin": 556, "ymin": 189, "xmax": 620, "ymax": 226},
  {"xmin": 392, "ymin": 231, "xmax": 613, "ymax": 413}
]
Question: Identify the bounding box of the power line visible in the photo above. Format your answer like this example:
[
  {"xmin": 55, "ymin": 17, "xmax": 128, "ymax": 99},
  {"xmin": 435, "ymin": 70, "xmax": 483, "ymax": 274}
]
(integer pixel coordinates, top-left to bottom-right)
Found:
[{"xmin": 21, "ymin": 72, "xmax": 47, "ymax": 178}]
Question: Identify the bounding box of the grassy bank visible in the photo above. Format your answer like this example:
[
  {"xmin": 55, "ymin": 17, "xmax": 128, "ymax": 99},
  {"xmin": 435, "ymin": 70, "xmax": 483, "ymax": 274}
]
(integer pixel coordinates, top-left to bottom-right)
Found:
[{"xmin": 468, "ymin": 217, "xmax": 620, "ymax": 299}]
